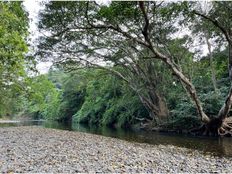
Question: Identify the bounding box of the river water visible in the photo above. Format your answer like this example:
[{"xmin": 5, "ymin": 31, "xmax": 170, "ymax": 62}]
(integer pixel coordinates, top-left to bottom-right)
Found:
[{"xmin": 1, "ymin": 120, "xmax": 232, "ymax": 157}]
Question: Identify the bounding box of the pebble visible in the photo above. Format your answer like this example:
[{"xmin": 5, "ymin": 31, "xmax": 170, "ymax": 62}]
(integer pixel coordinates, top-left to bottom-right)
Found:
[{"xmin": 0, "ymin": 126, "xmax": 231, "ymax": 173}]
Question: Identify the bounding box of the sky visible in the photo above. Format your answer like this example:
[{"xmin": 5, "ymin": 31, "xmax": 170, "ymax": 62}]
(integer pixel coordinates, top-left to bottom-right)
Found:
[{"xmin": 23, "ymin": 0, "xmax": 52, "ymax": 74}]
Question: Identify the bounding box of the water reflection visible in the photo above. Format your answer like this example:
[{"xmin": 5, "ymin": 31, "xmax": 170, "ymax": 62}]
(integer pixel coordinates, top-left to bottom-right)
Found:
[
  {"xmin": 0, "ymin": 120, "xmax": 42, "ymax": 127},
  {"xmin": 70, "ymin": 123, "xmax": 232, "ymax": 157},
  {"xmin": 219, "ymin": 138, "xmax": 232, "ymax": 156},
  {"xmin": 1, "ymin": 120, "xmax": 232, "ymax": 157}
]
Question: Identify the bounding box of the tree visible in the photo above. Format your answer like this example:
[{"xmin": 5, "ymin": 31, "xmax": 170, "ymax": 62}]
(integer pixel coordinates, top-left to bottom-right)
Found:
[
  {"xmin": 38, "ymin": 1, "xmax": 232, "ymax": 135},
  {"xmin": 54, "ymin": 71, "xmax": 86, "ymax": 122},
  {"xmin": 38, "ymin": 1, "xmax": 173, "ymax": 124},
  {"xmin": 0, "ymin": 2, "xmax": 29, "ymax": 117},
  {"xmin": 26, "ymin": 75, "xmax": 59, "ymax": 119},
  {"xmin": 191, "ymin": 1, "xmax": 232, "ymax": 135},
  {"xmin": 190, "ymin": 17, "xmax": 218, "ymax": 93}
]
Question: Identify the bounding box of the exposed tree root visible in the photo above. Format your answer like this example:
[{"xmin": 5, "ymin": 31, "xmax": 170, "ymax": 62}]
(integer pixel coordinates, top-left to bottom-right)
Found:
[
  {"xmin": 218, "ymin": 117, "xmax": 232, "ymax": 137},
  {"xmin": 190, "ymin": 117, "xmax": 232, "ymax": 137},
  {"xmin": 190, "ymin": 125, "xmax": 206, "ymax": 136}
]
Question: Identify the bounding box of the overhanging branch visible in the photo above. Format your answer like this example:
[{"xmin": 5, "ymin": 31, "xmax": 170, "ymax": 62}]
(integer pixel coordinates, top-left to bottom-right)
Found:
[{"xmin": 194, "ymin": 11, "xmax": 232, "ymax": 44}]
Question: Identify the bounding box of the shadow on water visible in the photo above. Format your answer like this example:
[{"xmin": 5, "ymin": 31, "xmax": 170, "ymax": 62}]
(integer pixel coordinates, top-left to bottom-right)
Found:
[
  {"xmin": 71, "ymin": 123, "xmax": 232, "ymax": 157},
  {"xmin": 1, "ymin": 120, "xmax": 232, "ymax": 157}
]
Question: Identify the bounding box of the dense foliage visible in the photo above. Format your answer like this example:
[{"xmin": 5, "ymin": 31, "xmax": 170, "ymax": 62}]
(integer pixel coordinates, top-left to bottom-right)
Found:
[
  {"xmin": 21, "ymin": 69, "xmax": 149, "ymax": 128},
  {"xmin": 2, "ymin": 1, "xmax": 232, "ymax": 135},
  {"xmin": 15, "ymin": 52, "xmax": 229, "ymax": 129},
  {"xmin": 36, "ymin": 0, "xmax": 232, "ymax": 126},
  {"xmin": 0, "ymin": 2, "xmax": 29, "ymax": 118},
  {"xmin": 73, "ymin": 70, "xmax": 149, "ymax": 128}
]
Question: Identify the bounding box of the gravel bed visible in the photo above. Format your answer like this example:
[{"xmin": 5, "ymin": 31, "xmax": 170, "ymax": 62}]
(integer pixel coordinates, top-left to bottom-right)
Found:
[{"xmin": 0, "ymin": 126, "xmax": 231, "ymax": 173}]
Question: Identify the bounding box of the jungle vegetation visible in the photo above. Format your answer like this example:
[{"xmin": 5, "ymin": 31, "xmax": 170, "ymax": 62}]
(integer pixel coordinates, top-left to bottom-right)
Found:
[{"xmin": 1, "ymin": 1, "xmax": 232, "ymax": 136}]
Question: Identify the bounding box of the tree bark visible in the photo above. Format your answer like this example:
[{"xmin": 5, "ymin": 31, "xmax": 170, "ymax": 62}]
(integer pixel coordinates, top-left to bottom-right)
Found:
[
  {"xmin": 192, "ymin": 10, "xmax": 232, "ymax": 135},
  {"xmin": 138, "ymin": 2, "xmax": 210, "ymax": 123},
  {"xmin": 229, "ymin": 42, "xmax": 232, "ymax": 80},
  {"xmin": 218, "ymin": 42, "xmax": 232, "ymax": 120},
  {"xmin": 138, "ymin": 91, "xmax": 168, "ymax": 123}
]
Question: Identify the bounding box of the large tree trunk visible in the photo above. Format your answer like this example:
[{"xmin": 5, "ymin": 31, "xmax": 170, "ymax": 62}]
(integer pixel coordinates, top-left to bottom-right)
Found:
[
  {"xmin": 138, "ymin": 1, "xmax": 210, "ymax": 124},
  {"xmin": 189, "ymin": 12, "xmax": 232, "ymax": 136},
  {"xmin": 138, "ymin": 90, "xmax": 169, "ymax": 124},
  {"xmin": 160, "ymin": 57, "xmax": 211, "ymax": 123},
  {"xmin": 229, "ymin": 41, "xmax": 232, "ymax": 80},
  {"xmin": 216, "ymin": 42, "xmax": 232, "ymax": 136},
  {"xmin": 139, "ymin": 2, "xmax": 232, "ymax": 136},
  {"xmin": 192, "ymin": 42, "xmax": 232, "ymax": 136},
  {"xmin": 187, "ymin": 42, "xmax": 232, "ymax": 136},
  {"xmin": 122, "ymin": 58, "xmax": 169, "ymax": 125}
]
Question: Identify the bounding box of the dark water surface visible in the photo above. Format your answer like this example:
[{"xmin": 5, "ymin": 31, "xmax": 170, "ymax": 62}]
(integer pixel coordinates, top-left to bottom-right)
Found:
[{"xmin": 1, "ymin": 120, "xmax": 232, "ymax": 157}]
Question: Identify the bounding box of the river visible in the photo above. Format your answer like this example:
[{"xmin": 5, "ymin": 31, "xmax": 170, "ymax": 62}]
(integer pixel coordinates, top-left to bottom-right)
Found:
[{"xmin": 1, "ymin": 120, "xmax": 232, "ymax": 157}]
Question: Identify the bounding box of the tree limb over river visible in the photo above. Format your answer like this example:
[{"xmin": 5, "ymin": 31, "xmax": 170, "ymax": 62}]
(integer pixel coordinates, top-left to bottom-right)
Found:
[{"xmin": 37, "ymin": 1, "xmax": 232, "ymax": 136}]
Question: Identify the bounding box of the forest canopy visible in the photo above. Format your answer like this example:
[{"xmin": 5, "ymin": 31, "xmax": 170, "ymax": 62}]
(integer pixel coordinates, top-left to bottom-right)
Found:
[
  {"xmin": 1, "ymin": 1, "xmax": 232, "ymax": 136},
  {"xmin": 35, "ymin": 1, "xmax": 232, "ymax": 136}
]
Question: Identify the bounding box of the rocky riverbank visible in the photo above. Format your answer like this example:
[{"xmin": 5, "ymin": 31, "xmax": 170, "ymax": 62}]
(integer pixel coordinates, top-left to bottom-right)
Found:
[{"xmin": 0, "ymin": 126, "xmax": 231, "ymax": 173}]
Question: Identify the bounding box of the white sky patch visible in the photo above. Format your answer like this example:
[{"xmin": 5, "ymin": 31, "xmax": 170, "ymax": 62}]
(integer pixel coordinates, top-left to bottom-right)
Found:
[
  {"xmin": 23, "ymin": 0, "xmax": 43, "ymax": 44},
  {"xmin": 23, "ymin": 0, "xmax": 51, "ymax": 74},
  {"xmin": 95, "ymin": 0, "xmax": 111, "ymax": 6},
  {"xmin": 36, "ymin": 62, "xmax": 53, "ymax": 74},
  {"xmin": 170, "ymin": 18, "xmax": 209, "ymax": 58}
]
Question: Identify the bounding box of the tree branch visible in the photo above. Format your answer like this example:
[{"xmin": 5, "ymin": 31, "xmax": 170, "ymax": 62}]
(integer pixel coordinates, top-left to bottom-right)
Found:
[
  {"xmin": 139, "ymin": 1, "xmax": 150, "ymax": 42},
  {"xmin": 194, "ymin": 11, "xmax": 232, "ymax": 44}
]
